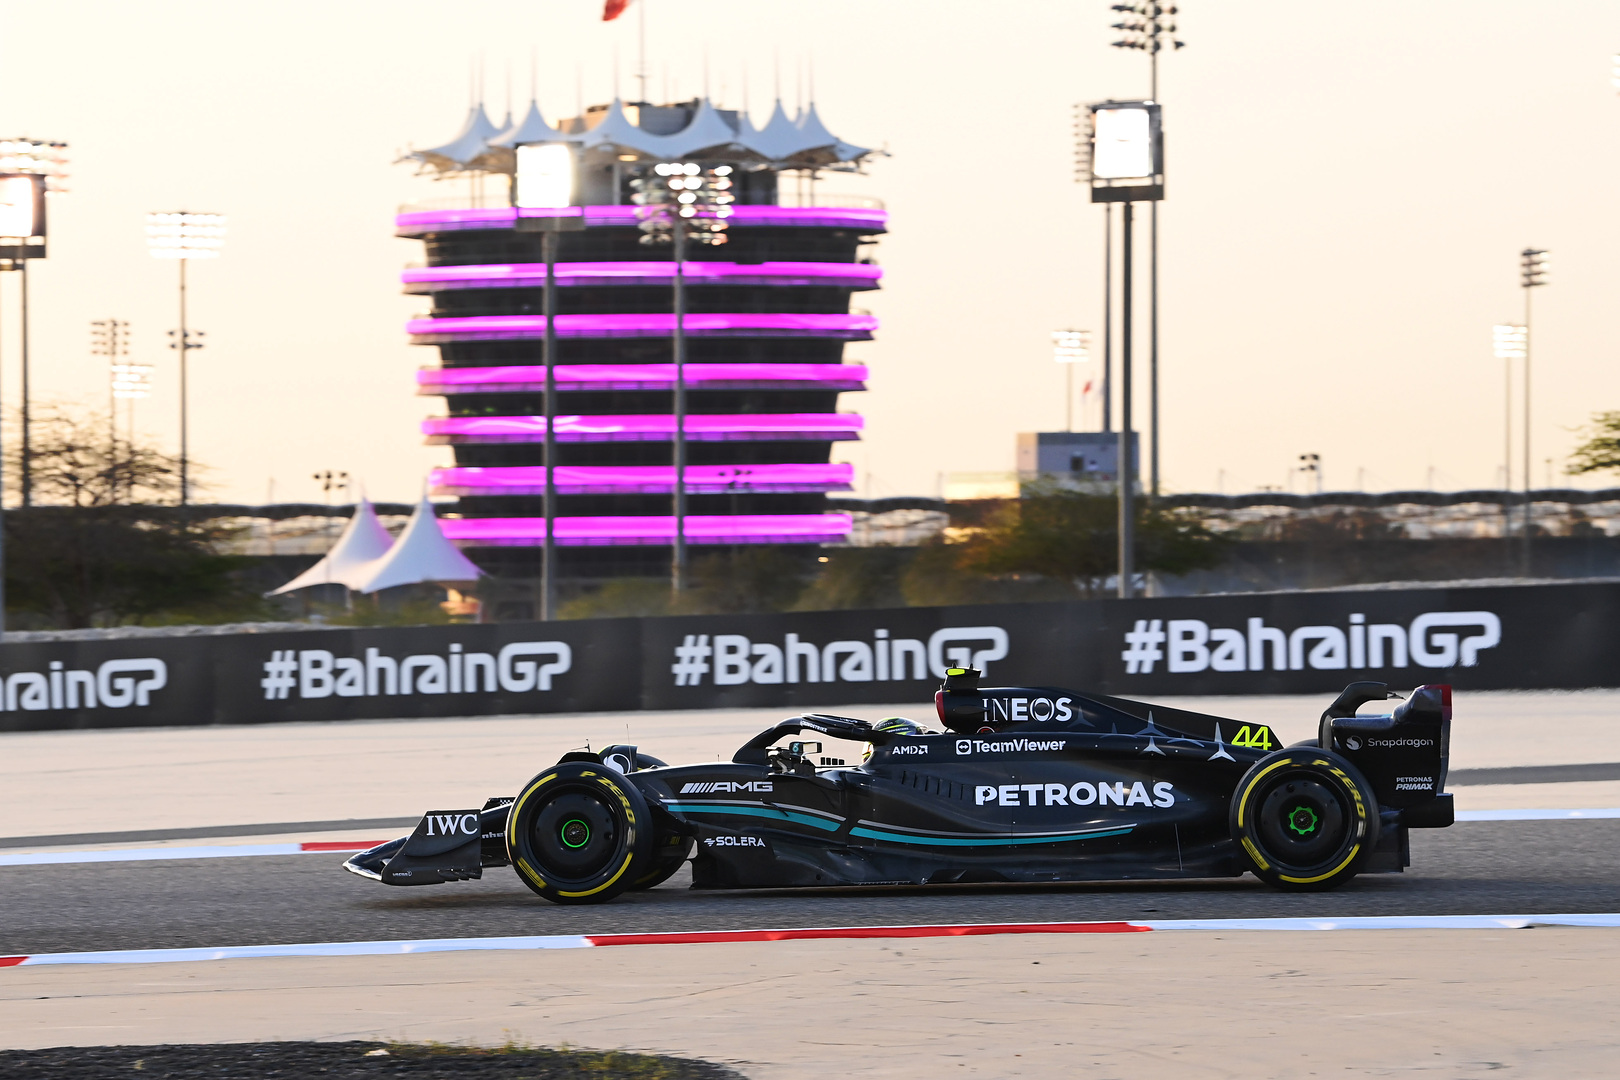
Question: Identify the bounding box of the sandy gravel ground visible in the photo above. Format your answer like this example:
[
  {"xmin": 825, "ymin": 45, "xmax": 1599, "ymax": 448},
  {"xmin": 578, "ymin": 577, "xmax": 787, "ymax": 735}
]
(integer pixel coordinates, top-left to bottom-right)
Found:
[{"xmin": 4, "ymin": 929, "xmax": 1619, "ymax": 1077}]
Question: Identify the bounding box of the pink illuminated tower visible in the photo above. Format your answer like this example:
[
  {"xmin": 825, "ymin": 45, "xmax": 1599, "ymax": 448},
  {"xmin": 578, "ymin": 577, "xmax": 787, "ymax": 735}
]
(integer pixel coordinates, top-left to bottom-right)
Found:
[{"xmin": 397, "ymin": 95, "xmax": 884, "ymax": 612}]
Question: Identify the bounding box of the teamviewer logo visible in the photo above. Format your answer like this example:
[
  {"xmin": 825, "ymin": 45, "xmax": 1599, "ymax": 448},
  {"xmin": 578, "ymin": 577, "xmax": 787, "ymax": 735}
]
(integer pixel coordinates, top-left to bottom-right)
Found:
[{"xmin": 672, "ymin": 635, "xmax": 712, "ymax": 686}]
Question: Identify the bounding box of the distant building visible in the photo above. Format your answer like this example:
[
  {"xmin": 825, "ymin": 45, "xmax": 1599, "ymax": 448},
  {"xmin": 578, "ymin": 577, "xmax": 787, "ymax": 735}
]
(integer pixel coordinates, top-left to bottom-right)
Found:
[
  {"xmin": 396, "ymin": 95, "xmax": 883, "ymax": 610},
  {"xmin": 1017, "ymin": 432, "xmax": 1138, "ymax": 487}
]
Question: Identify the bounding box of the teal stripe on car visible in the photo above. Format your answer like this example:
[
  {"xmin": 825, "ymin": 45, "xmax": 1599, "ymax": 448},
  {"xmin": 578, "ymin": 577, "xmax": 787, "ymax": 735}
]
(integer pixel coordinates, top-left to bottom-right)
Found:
[
  {"xmin": 665, "ymin": 802, "xmax": 843, "ymax": 831},
  {"xmin": 846, "ymin": 825, "xmax": 1135, "ymax": 847}
]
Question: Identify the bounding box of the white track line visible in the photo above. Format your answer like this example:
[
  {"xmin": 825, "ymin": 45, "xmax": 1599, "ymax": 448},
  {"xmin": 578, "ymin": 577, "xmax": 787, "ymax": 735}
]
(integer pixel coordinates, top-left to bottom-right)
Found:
[
  {"xmin": 5, "ymin": 914, "xmax": 1620, "ymax": 969},
  {"xmin": 1456, "ymin": 808, "xmax": 1620, "ymax": 821},
  {"xmin": 0, "ymin": 841, "xmax": 382, "ymax": 867}
]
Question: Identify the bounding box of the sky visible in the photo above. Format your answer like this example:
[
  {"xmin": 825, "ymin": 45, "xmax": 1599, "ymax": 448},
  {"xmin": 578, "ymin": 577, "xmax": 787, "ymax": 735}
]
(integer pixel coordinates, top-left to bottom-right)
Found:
[{"xmin": 1, "ymin": 0, "xmax": 1617, "ymax": 506}]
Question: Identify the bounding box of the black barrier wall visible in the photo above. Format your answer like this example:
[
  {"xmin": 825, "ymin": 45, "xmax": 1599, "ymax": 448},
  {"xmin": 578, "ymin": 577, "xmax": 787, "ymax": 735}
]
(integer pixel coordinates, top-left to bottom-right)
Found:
[{"xmin": 2, "ymin": 581, "xmax": 1614, "ymax": 732}]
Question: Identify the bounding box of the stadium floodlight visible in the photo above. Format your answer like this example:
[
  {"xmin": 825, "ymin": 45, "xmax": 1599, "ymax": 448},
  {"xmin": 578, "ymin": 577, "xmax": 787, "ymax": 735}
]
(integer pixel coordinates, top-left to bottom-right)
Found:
[
  {"xmin": 148, "ymin": 211, "xmax": 225, "ymax": 506},
  {"xmin": 0, "ymin": 173, "xmax": 44, "ymax": 239},
  {"xmin": 1084, "ymin": 101, "xmax": 1163, "ymax": 201},
  {"xmin": 513, "ymin": 143, "xmax": 576, "ymax": 210},
  {"xmin": 145, "ymin": 211, "xmax": 225, "ymax": 259}
]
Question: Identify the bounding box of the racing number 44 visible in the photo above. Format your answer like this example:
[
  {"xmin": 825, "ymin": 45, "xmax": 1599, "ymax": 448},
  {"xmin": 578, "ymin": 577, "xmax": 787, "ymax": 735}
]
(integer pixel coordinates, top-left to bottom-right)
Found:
[{"xmin": 1232, "ymin": 725, "xmax": 1273, "ymax": 750}]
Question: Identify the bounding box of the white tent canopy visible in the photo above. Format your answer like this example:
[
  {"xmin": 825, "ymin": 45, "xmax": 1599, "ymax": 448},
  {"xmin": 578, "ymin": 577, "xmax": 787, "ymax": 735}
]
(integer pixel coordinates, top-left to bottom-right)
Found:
[
  {"xmin": 350, "ymin": 496, "xmax": 483, "ymax": 594},
  {"xmin": 267, "ymin": 499, "xmax": 396, "ymax": 595}
]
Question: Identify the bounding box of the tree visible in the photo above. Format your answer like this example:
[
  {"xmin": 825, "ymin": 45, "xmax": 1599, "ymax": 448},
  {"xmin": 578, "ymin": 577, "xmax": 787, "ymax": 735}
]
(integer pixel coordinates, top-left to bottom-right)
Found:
[
  {"xmin": 1570, "ymin": 411, "xmax": 1620, "ymax": 478},
  {"xmin": 4, "ymin": 406, "xmax": 255, "ymax": 628},
  {"xmin": 954, "ymin": 483, "xmax": 1225, "ymax": 596}
]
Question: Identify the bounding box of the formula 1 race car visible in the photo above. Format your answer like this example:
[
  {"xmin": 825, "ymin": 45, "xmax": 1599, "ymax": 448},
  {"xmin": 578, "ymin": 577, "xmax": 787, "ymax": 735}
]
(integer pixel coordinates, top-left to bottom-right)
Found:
[{"xmin": 344, "ymin": 670, "xmax": 1455, "ymax": 903}]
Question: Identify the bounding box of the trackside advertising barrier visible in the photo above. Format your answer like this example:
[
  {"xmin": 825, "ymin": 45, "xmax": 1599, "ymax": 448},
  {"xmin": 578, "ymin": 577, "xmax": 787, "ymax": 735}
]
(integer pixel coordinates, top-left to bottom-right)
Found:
[{"xmin": 0, "ymin": 581, "xmax": 1615, "ymax": 732}]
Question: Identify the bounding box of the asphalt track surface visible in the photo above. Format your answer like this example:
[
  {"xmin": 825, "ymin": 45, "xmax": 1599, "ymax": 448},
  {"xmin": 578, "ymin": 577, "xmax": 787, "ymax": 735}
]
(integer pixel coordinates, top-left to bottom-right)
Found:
[{"xmin": 4, "ymin": 819, "xmax": 1618, "ymax": 956}]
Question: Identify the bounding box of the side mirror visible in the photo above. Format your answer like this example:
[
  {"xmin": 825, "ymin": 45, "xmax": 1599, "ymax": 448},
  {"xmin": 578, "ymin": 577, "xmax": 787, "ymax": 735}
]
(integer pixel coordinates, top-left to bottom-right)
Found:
[{"xmin": 789, "ymin": 741, "xmax": 823, "ymax": 756}]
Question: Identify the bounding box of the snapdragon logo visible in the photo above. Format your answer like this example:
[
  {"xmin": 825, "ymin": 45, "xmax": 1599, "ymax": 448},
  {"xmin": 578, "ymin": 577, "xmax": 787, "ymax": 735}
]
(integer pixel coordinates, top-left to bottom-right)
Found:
[
  {"xmin": 260, "ymin": 642, "xmax": 571, "ymax": 701},
  {"xmin": 673, "ymin": 626, "xmax": 1009, "ymax": 687},
  {"xmin": 0, "ymin": 658, "xmax": 166, "ymax": 712},
  {"xmin": 1121, "ymin": 611, "xmax": 1501, "ymax": 675}
]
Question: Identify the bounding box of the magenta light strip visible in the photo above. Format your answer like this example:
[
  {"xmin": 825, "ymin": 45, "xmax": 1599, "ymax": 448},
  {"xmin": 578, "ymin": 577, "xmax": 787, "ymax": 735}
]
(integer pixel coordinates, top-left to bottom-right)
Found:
[
  {"xmin": 402, "ymin": 260, "xmax": 882, "ymax": 292},
  {"xmin": 407, "ymin": 312, "xmax": 877, "ymax": 343},
  {"xmin": 431, "ymin": 462, "xmax": 855, "ymax": 496},
  {"xmin": 422, "ymin": 413, "xmax": 863, "ymax": 443},
  {"xmin": 396, "ymin": 205, "xmax": 888, "ymax": 237},
  {"xmin": 441, "ymin": 513, "xmax": 854, "ymax": 547},
  {"xmin": 417, "ymin": 363, "xmax": 869, "ymax": 394}
]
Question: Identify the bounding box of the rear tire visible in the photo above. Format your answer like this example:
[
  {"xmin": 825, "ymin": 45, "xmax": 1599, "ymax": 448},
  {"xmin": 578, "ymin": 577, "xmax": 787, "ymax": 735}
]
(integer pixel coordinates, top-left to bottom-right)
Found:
[
  {"xmin": 1231, "ymin": 748, "xmax": 1379, "ymax": 891},
  {"xmin": 507, "ymin": 762, "xmax": 652, "ymax": 905}
]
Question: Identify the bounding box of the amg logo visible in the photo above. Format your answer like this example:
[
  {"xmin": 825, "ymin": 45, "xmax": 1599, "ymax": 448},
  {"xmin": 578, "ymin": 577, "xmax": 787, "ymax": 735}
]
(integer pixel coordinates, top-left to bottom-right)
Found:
[
  {"xmin": 424, "ymin": 813, "xmax": 479, "ymax": 837},
  {"xmin": 679, "ymin": 781, "xmax": 775, "ymax": 794}
]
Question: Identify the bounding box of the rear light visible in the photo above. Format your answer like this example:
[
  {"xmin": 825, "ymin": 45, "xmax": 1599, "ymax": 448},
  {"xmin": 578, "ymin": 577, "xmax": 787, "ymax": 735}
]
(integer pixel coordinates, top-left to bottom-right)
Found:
[{"xmin": 935, "ymin": 689, "xmax": 946, "ymax": 725}]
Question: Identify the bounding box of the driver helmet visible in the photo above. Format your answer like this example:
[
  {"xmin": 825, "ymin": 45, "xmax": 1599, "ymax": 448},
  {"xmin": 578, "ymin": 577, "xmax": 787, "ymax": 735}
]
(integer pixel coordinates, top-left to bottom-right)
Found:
[
  {"xmin": 864, "ymin": 716, "xmax": 930, "ymax": 762},
  {"xmin": 874, "ymin": 716, "xmax": 929, "ymax": 738}
]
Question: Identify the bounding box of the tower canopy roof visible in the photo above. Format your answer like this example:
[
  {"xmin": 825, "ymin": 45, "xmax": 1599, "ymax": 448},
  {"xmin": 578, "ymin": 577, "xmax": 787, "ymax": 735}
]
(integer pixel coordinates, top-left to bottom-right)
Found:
[
  {"xmin": 404, "ymin": 96, "xmax": 876, "ymax": 175},
  {"xmin": 351, "ymin": 496, "xmax": 483, "ymax": 593},
  {"xmin": 267, "ymin": 499, "xmax": 396, "ymax": 594}
]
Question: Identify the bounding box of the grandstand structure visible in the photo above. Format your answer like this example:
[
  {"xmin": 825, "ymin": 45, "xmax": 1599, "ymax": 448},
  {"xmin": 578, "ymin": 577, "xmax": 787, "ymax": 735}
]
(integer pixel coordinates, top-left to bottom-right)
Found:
[{"xmin": 396, "ymin": 96, "xmax": 884, "ymax": 598}]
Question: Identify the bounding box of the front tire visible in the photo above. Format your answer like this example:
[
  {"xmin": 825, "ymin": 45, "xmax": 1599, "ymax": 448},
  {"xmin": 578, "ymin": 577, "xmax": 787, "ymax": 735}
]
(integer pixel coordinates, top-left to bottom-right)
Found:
[
  {"xmin": 1231, "ymin": 748, "xmax": 1379, "ymax": 891},
  {"xmin": 507, "ymin": 763, "xmax": 652, "ymax": 905}
]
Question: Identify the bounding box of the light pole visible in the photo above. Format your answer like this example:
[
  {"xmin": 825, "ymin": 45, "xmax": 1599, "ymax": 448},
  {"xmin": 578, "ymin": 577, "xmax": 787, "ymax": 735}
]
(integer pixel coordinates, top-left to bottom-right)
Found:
[
  {"xmin": 631, "ymin": 161, "xmax": 733, "ymax": 598},
  {"xmin": 1, "ymin": 145, "xmax": 60, "ymax": 633},
  {"xmin": 1051, "ymin": 329, "xmax": 1092, "ymax": 431},
  {"xmin": 1084, "ymin": 100, "xmax": 1164, "ymax": 598},
  {"xmin": 1110, "ymin": 3, "xmax": 1183, "ymax": 501},
  {"xmin": 513, "ymin": 141, "xmax": 583, "ymax": 622},
  {"xmin": 1492, "ymin": 322, "xmax": 1526, "ymax": 542},
  {"xmin": 147, "ymin": 211, "xmax": 225, "ymax": 507},
  {"xmin": 1519, "ymin": 248, "xmax": 1548, "ymax": 571},
  {"xmin": 90, "ymin": 318, "xmax": 131, "ymax": 446},
  {"xmin": 1298, "ymin": 452, "xmax": 1322, "ymax": 494}
]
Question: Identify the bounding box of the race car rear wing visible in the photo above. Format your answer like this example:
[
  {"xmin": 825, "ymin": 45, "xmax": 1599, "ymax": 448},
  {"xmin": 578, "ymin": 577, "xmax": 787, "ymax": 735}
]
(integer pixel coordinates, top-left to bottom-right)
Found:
[{"xmin": 1320, "ymin": 682, "xmax": 1453, "ymax": 828}]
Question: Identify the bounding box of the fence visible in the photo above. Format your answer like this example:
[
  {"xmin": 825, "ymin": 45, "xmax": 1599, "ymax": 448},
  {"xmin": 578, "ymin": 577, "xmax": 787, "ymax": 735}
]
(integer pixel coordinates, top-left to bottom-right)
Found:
[{"xmin": 1, "ymin": 580, "xmax": 1612, "ymax": 732}]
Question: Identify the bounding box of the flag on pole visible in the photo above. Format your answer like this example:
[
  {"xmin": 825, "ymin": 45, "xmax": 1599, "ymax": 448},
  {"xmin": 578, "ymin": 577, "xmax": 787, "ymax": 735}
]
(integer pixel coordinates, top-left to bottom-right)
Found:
[{"xmin": 603, "ymin": 0, "xmax": 631, "ymax": 20}]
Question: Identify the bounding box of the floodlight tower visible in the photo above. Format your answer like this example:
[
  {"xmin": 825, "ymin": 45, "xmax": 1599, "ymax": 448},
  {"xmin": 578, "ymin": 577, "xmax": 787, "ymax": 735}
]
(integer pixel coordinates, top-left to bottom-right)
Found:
[
  {"xmin": 1, "ymin": 137, "xmax": 68, "ymax": 508},
  {"xmin": 1051, "ymin": 329, "xmax": 1092, "ymax": 431},
  {"xmin": 90, "ymin": 318, "xmax": 132, "ymax": 445},
  {"xmin": 1110, "ymin": 3, "xmax": 1183, "ymax": 502},
  {"xmin": 1519, "ymin": 248, "xmax": 1548, "ymax": 566},
  {"xmin": 1491, "ymin": 323, "xmax": 1526, "ymax": 499},
  {"xmin": 146, "ymin": 211, "xmax": 225, "ymax": 507},
  {"xmin": 631, "ymin": 161, "xmax": 734, "ymax": 597},
  {"xmin": 512, "ymin": 140, "xmax": 584, "ymax": 622},
  {"xmin": 1083, "ymin": 100, "xmax": 1164, "ymax": 598}
]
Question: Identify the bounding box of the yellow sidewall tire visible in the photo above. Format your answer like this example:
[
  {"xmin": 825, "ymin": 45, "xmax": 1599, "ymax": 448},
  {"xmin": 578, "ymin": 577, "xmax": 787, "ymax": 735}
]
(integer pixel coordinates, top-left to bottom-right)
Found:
[
  {"xmin": 1230, "ymin": 748, "xmax": 1379, "ymax": 892},
  {"xmin": 507, "ymin": 762, "xmax": 654, "ymax": 905}
]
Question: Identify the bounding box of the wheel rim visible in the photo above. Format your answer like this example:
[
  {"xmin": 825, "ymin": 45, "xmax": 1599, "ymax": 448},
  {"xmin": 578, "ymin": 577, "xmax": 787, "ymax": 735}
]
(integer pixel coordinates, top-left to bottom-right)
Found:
[
  {"xmin": 530, "ymin": 790, "xmax": 622, "ymax": 881},
  {"xmin": 1254, "ymin": 775, "xmax": 1351, "ymax": 869}
]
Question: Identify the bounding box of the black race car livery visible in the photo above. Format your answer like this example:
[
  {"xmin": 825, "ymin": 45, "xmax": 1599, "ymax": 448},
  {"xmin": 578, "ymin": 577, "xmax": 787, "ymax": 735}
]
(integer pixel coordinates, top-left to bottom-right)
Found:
[{"xmin": 344, "ymin": 671, "xmax": 1454, "ymax": 903}]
